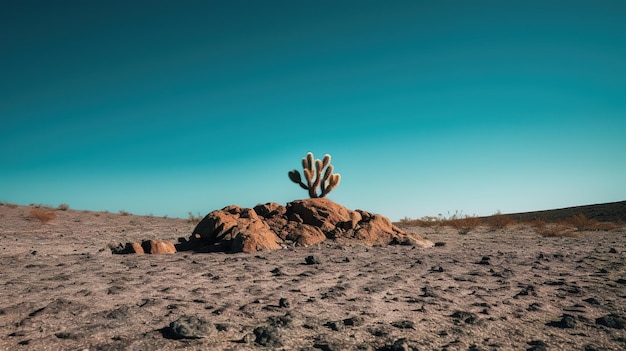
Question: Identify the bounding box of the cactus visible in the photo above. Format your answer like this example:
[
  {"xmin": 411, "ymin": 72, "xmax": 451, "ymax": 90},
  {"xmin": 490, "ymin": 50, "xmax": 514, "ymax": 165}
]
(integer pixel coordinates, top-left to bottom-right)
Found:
[{"xmin": 288, "ymin": 152, "xmax": 341, "ymax": 198}]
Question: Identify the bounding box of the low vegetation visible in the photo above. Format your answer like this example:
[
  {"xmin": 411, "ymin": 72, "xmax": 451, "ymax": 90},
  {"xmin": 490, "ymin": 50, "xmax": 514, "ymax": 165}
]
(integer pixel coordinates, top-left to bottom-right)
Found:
[
  {"xmin": 399, "ymin": 211, "xmax": 485, "ymax": 234},
  {"xmin": 533, "ymin": 214, "xmax": 619, "ymax": 237},
  {"xmin": 187, "ymin": 212, "xmax": 203, "ymax": 224},
  {"xmin": 399, "ymin": 211, "xmax": 622, "ymax": 236},
  {"xmin": 485, "ymin": 211, "xmax": 516, "ymax": 230},
  {"xmin": 28, "ymin": 208, "xmax": 57, "ymax": 224}
]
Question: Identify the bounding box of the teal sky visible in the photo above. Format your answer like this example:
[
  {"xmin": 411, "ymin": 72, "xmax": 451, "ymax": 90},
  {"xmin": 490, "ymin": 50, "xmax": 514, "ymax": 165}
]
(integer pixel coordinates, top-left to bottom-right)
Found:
[{"xmin": 1, "ymin": 1, "xmax": 625, "ymax": 220}]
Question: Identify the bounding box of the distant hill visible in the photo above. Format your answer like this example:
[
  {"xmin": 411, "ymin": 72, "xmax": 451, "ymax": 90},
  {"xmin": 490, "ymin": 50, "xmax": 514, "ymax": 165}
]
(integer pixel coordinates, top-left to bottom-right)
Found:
[{"xmin": 504, "ymin": 200, "xmax": 626, "ymax": 223}]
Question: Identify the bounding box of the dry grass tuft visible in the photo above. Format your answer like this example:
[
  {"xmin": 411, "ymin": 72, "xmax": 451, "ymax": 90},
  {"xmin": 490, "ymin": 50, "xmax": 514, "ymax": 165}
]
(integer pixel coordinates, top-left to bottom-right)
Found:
[
  {"xmin": 187, "ymin": 212, "xmax": 203, "ymax": 224},
  {"xmin": 399, "ymin": 211, "xmax": 483, "ymax": 234},
  {"xmin": 398, "ymin": 209, "xmax": 625, "ymax": 236},
  {"xmin": 564, "ymin": 214, "xmax": 598, "ymax": 231},
  {"xmin": 527, "ymin": 214, "xmax": 620, "ymax": 236},
  {"xmin": 57, "ymin": 203, "xmax": 70, "ymax": 211},
  {"xmin": 28, "ymin": 208, "xmax": 57, "ymax": 224},
  {"xmin": 531, "ymin": 220, "xmax": 577, "ymax": 237},
  {"xmin": 486, "ymin": 212, "xmax": 516, "ymax": 230},
  {"xmin": 561, "ymin": 214, "xmax": 619, "ymax": 231},
  {"xmin": 448, "ymin": 215, "xmax": 483, "ymax": 234},
  {"xmin": 399, "ymin": 216, "xmax": 439, "ymax": 227}
]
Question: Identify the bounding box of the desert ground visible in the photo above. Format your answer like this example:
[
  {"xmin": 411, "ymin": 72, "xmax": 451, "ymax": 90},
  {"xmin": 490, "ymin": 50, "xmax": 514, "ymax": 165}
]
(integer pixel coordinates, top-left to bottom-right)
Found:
[{"xmin": 1, "ymin": 202, "xmax": 625, "ymax": 351}]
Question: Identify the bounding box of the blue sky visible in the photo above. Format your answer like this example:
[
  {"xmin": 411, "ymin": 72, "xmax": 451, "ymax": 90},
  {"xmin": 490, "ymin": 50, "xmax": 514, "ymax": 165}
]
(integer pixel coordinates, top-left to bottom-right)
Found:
[{"xmin": 1, "ymin": 1, "xmax": 625, "ymax": 220}]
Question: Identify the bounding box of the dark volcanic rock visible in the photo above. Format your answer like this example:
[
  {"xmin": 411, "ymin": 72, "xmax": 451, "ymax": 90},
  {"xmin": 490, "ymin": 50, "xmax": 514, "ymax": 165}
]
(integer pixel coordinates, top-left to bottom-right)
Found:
[
  {"xmin": 391, "ymin": 320, "xmax": 416, "ymax": 329},
  {"xmin": 547, "ymin": 314, "xmax": 577, "ymax": 329},
  {"xmin": 527, "ymin": 340, "xmax": 547, "ymax": 351},
  {"xmin": 596, "ymin": 314, "xmax": 626, "ymax": 329},
  {"xmin": 304, "ymin": 255, "xmax": 321, "ymax": 265},
  {"xmin": 450, "ymin": 311, "xmax": 479, "ymax": 324},
  {"xmin": 253, "ymin": 325, "xmax": 282, "ymax": 347},
  {"xmin": 163, "ymin": 315, "xmax": 215, "ymax": 339}
]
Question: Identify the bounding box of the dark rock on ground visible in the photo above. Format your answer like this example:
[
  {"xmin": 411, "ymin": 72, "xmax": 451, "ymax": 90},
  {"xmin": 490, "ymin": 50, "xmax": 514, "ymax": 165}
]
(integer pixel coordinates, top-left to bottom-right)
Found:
[
  {"xmin": 324, "ymin": 320, "xmax": 344, "ymax": 331},
  {"xmin": 305, "ymin": 255, "xmax": 322, "ymax": 265},
  {"xmin": 279, "ymin": 297, "xmax": 290, "ymax": 308},
  {"xmin": 377, "ymin": 338, "xmax": 418, "ymax": 351},
  {"xmin": 343, "ymin": 316, "xmax": 365, "ymax": 327},
  {"xmin": 391, "ymin": 320, "xmax": 416, "ymax": 329},
  {"xmin": 596, "ymin": 314, "xmax": 626, "ymax": 329},
  {"xmin": 515, "ymin": 285, "xmax": 536, "ymax": 298},
  {"xmin": 253, "ymin": 325, "xmax": 282, "ymax": 347},
  {"xmin": 546, "ymin": 314, "xmax": 577, "ymax": 329},
  {"xmin": 162, "ymin": 315, "xmax": 215, "ymax": 339},
  {"xmin": 450, "ymin": 311, "xmax": 479, "ymax": 324},
  {"xmin": 475, "ymin": 256, "xmax": 491, "ymax": 265},
  {"xmin": 583, "ymin": 297, "xmax": 600, "ymax": 305},
  {"xmin": 526, "ymin": 340, "xmax": 547, "ymax": 351}
]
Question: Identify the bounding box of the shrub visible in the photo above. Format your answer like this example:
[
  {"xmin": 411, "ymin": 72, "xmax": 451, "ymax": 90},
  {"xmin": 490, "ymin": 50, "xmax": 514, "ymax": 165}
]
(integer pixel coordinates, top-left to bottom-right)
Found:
[
  {"xmin": 57, "ymin": 203, "xmax": 70, "ymax": 211},
  {"xmin": 28, "ymin": 208, "xmax": 56, "ymax": 224},
  {"xmin": 399, "ymin": 217, "xmax": 433, "ymax": 227},
  {"xmin": 532, "ymin": 220, "xmax": 577, "ymax": 237},
  {"xmin": 486, "ymin": 212, "xmax": 516, "ymax": 230},
  {"xmin": 564, "ymin": 214, "xmax": 598, "ymax": 231},
  {"xmin": 119, "ymin": 210, "xmax": 130, "ymax": 216},
  {"xmin": 449, "ymin": 215, "xmax": 483, "ymax": 234},
  {"xmin": 399, "ymin": 211, "xmax": 483, "ymax": 234},
  {"xmin": 562, "ymin": 214, "xmax": 618, "ymax": 231}
]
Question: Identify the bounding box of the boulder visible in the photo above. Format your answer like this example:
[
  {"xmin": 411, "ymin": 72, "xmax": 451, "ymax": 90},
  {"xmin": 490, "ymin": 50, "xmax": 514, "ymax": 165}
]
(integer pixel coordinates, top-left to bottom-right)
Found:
[
  {"xmin": 189, "ymin": 205, "xmax": 281, "ymax": 253},
  {"xmin": 142, "ymin": 240, "xmax": 177, "ymax": 254},
  {"xmin": 285, "ymin": 223, "xmax": 326, "ymax": 246},
  {"xmin": 164, "ymin": 315, "xmax": 215, "ymax": 339},
  {"xmin": 286, "ymin": 198, "xmax": 355, "ymax": 232},
  {"xmin": 179, "ymin": 198, "xmax": 433, "ymax": 253},
  {"xmin": 112, "ymin": 240, "xmax": 176, "ymax": 254},
  {"xmin": 127, "ymin": 242, "xmax": 145, "ymax": 254},
  {"xmin": 115, "ymin": 198, "xmax": 433, "ymax": 254},
  {"xmin": 253, "ymin": 202, "xmax": 286, "ymax": 218}
]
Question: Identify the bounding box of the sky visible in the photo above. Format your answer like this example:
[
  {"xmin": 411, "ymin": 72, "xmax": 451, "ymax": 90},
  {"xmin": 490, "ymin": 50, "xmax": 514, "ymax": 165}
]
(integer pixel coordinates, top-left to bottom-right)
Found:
[{"xmin": 1, "ymin": 1, "xmax": 625, "ymax": 221}]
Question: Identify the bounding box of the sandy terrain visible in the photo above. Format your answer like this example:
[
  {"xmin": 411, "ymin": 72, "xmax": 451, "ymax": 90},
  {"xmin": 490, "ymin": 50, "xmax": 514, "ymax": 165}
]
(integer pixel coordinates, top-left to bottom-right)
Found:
[{"xmin": 1, "ymin": 203, "xmax": 625, "ymax": 350}]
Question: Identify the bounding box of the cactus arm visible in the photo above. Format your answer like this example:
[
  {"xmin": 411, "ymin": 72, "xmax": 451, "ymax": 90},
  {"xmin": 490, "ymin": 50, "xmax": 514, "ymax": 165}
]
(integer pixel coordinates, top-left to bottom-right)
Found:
[
  {"xmin": 306, "ymin": 152, "xmax": 314, "ymax": 172},
  {"xmin": 302, "ymin": 157, "xmax": 308, "ymax": 171},
  {"xmin": 322, "ymin": 154, "xmax": 331, "ymax": 168},
  {"xmin": 288, "ymin": 170, "xmax": 308, "ymax": 190},
  {"xmin": 320, "ymin": 164, "xmax": 333, "ymax": 196},
  {"xmin": 321, "ymin": 173, "xmax": 341, "ymax": 197},
  {"xmin": 303, "ymin": 168, "xmax": 316, "ymax": 197},
  {"xmin": 312, "ymin": 159, "xmax": 323, "ymax": 196}
]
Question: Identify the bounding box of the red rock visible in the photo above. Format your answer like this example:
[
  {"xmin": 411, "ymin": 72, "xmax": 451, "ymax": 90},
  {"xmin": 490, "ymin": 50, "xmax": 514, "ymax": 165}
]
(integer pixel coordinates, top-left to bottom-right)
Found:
[
  {"xmin": 141, "ymin": 240, "xmax": 176, "ymax": 254},
  {"xmin": 129, "ymin": 242, "xmax": 144, "ymax": 254},
  {"xmin": 253, "ymin": 202, "xmax": 286, "ymax": 218},
  {"xmin": 286, "ymin": 198, "xmax": 354, "ymax": 232},
  {"xmin": 286, "ymin": 223, "xmax": 326, "ymax": 246},
  {"xmin": 190, "ymin": 205, "xmax": 281, "ymax": 253},
  {"xmin": 181, "ymin": 198, "xmax": 433, "ymax": 252}
]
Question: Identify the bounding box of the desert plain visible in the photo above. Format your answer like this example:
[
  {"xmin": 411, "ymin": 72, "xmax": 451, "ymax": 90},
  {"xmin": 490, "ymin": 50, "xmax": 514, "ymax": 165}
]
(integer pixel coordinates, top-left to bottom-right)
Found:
[{"xmin": 1, "ymin": 201, "xmax": 625, "ymax": 351}]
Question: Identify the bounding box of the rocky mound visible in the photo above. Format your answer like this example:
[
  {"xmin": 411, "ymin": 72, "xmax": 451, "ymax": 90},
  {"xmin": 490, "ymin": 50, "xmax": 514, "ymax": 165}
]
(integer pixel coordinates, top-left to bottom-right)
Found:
[{"xmin": 174, "ymin": 198, "xmax": 433, "ymax": 253}]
